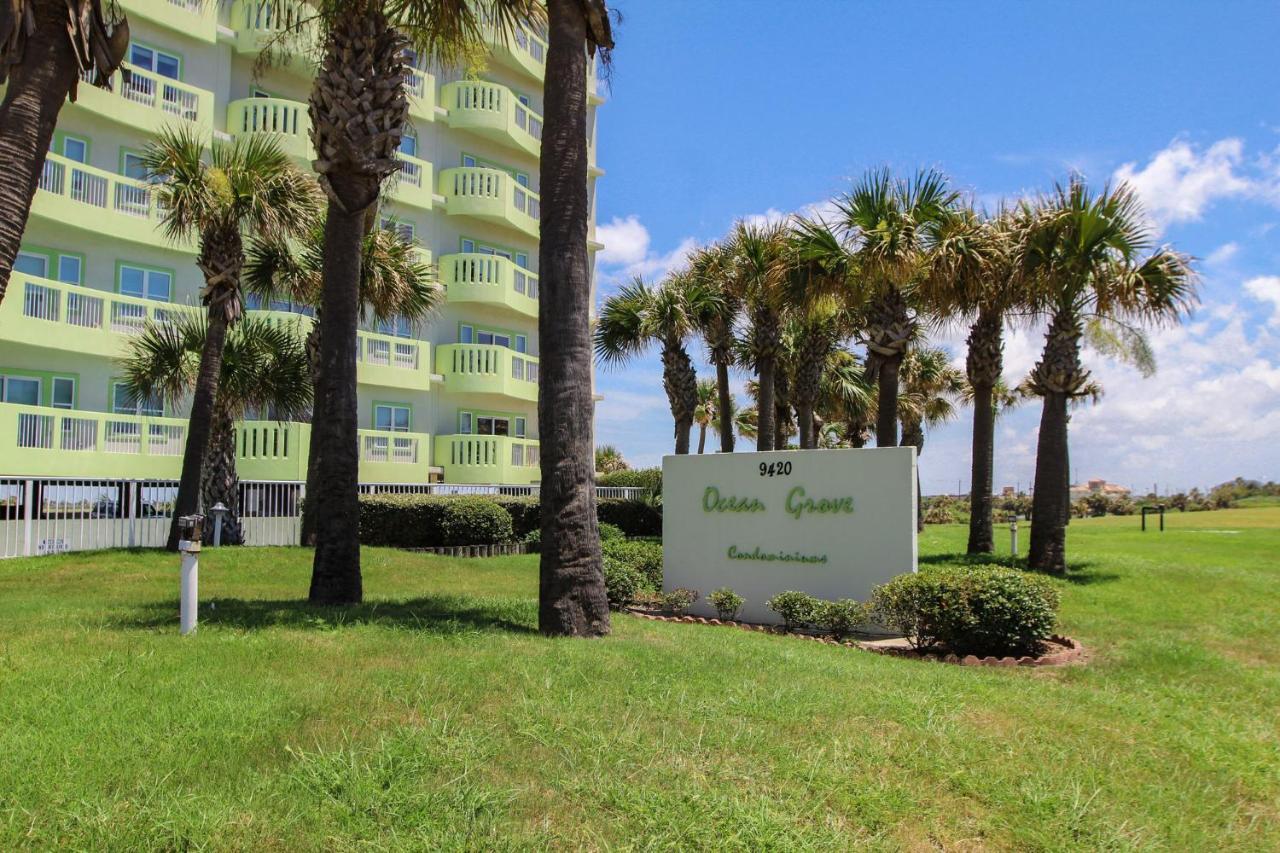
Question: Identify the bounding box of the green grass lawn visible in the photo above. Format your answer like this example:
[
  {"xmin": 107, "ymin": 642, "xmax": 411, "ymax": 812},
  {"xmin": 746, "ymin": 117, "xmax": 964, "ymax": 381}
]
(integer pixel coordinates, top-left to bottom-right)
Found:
[{"xmin": 1, "ymin": 509, "xmax": 1277, "ymax": 850}]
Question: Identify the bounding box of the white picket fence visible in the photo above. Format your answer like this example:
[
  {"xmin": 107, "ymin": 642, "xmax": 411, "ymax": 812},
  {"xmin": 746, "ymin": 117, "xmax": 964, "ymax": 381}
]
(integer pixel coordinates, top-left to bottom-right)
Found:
[{"xmin": 0, "ymin": 478, "xmax": 650, "ymax": 558}]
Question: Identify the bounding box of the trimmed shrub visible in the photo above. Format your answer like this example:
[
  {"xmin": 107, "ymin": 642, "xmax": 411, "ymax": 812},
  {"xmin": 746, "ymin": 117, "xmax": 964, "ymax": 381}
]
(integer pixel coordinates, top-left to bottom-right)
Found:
[
  {"xmin": 601, "ymin": 538, "xmax": 663, "ymax": 590},
  {"xmin": 767, "ymin": 590, "xmax": 820, "ymax": 632},
  {"xmin": 598, "ymin": 522, "xmax": 625, "ymax": 542},
  {"xmin": 358, "ymin": 495, "xmax": 513, "ymax": 547},
  {"xmin": 707, "ymin": 587, "xmax": 745, "ymax": 621},
  {"xmin": 663, "ymin": 587, "xmax": 699, "ymax": 616},
  {"xmin": 597, "ymin": 499, "xmax": 663, "ymax": 537},
  {"xmin": 869, "ymin": 566, "xmax": 1059, "ymax": 657},
  {"xmin": 490, "ymin": 496, "xmax": 540, "ymax": 538},
  {"xmin": 597, "ymin": 467, "xmax": 662, "ymax": 498},
  {"xmin": 522, "ymin": 528, "xmax": 541, "ymax": 551},
  {"xmin": 816, "ymin": 599, "xmax": 867, "ymax": 641},
  {"xmin": 602, "ymin": 557, "xmax": 644, "ymax": 610}
]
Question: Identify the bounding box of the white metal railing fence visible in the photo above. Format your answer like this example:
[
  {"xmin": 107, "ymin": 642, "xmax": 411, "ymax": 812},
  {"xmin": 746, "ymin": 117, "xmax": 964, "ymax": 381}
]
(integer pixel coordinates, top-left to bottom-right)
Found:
[{"xmin": 0, "ymin": 478, "xmax": 650, "ymax": 558}]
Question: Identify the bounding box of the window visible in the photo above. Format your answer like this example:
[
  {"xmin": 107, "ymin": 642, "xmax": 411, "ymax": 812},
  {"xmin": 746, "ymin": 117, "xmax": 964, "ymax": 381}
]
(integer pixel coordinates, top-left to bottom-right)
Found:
[
  {"xmin": 462, "ymin": 154, "xmax": 477, "ymax": 168},
  {"xmin": 381, "ymin": 218, "xmax": 414, "ymax": 243},
  {"xmin": 119, "ymin": 265, "xmax": 172, "ymax": 302},
  {"xmin": 514, "ymin": 252, "xmax": 529, "ymax": 269},
  {"xmin": 51, "ymin": 378, "xmax": 75, "ymax": 409},
  {"xmin": 476, "ymin": 416, "xmax": 509, "ymax": 436},
  {"xmin": 515, "ymin": 172, "xmax": 530, "ymax": 188},
  {"xmin": 514, "ymin": 417, "xmax": 526, "ymax": 438},
  {"xmin": 511, "ymin": 443, "xmax": 524, "ymax": 466},
  {"xmin": 57, "ymin": 256, "xmax": 82, "ymax": 285},
  {"xmin": 511, "ymin": 358, "xmax": 524, "ymax": 381},
  {"xmin": 459, "ymin": 412, "xmax": 473, "ymax": 434},
  {"xmin": 459, "ymin": 324, "xmax": 474, "ymax": 344},
  {"xmin": 123, "ymin": 152, "xmax": 147, "ymax": 181},
  {"xmin": 477, "ymin": 330, "xmax": 511, "ymax": 348},
  {"xmin": 14, "ymin": 252, "xmax": 47, "ymax": 278},
  {"xmin": 61, "ymin": 136, "xmax": 88, "ymax": 163},
  {"xmin": 376, "ymin": 316, "xmax": 413, "ymax": 338},
  {"xmin": 461, "ymin": 239, "xmax": 475, "ymax": 253},
  {"xmin": 374, "ymin": 404, "xmax": 411, "ymax": 432},
  {"xmin": 514, "ymin": 335, "xmax": 527, "ymax": 354},
  {"xmin": 0, "ymin": 375, "xmax": 40, "ymax": 406},
  {"xmin": 130, "ymin": 44, "xmax": 181, "ymax": 79},
  {"xmin": 399, "ymin": 133, "xmax": 418, "ymax": 158},
  {"xmin": 112, "ymin": 383, "xmax": 163, "ymax": 416}
]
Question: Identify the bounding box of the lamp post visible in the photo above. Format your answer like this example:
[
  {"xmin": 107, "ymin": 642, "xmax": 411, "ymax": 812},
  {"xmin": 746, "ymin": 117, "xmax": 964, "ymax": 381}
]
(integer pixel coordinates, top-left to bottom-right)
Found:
[
  {"xmin": 209, "ymin": 502, "xmax": 229, "ymax": 547},
  {"xmin": 1008, "ymin": 512, "xmax": 1019, "ymax": 558}
]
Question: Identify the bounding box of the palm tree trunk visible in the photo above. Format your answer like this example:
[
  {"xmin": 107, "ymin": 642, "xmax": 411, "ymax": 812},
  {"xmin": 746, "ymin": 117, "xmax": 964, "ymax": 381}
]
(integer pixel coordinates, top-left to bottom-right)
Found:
[
  {"xmin": 967, "ymin": 382, "xmax": 996, "ymax": 553},
  {"xmin": 774, "ymin": 400, "xmax": 789, "ymax": 451},
  {"xmin": 308, "ymin": 203, "xmax": 363, "ymax": 604},
  {"xmin": 661, "ymin": 343, "xmax": 697, "ymax": 456},
  {"xmin": 756, "ymin": 357, "xmax": 775, "ymax": 451},
  {"xmin": 537, "ymin": 0, "xmax": 610, "ymax": 637},
  {"xmin": 1030, "ymin": 391, "xmax": 1069, "ymax": 574},
  {"xmin": 875, "ymin": 356, "xmax": 901, "ymax": 447},
  {"xmin": 716, "ymin": 360, "xmax": 734, "ymax": 453},
  {"xmin": 299, "ymin": 323, "xmax": 322, "ymax": 546},
  {"xmin": 166, "ymin": 312, "xmax": 229, "ymax": 550},
  {"xmin": 0, "ymin": 5, "xmax": 81, "ymax": 298},
  {"xmin": 797, "ymin": 401, "xmax": 814, "ymax": 449},
  {"xmin": 697, "ymin": 424, "xmax": 706, "ymax": 454},
  {"xmin": 201, "ymin": 406, "xmax": 243, "ymax": 546}
]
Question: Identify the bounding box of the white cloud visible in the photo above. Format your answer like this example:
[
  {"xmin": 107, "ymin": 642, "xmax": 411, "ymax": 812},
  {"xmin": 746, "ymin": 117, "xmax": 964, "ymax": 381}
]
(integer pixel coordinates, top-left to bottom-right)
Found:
[
  {"xmin": 1243, "ymin": 275, "xmax": 1280, "ymax": 325},
  {"xmin": 1205, "ymin": 242, "xmax": 1240, "ymax": 266},
  {"xmin": 1113, "ymin": 138, "xmax": 1253, "ymax": 232},
  {"xmin": 595, "ymin": 215, "xmax": 650, "ymax": 267}
]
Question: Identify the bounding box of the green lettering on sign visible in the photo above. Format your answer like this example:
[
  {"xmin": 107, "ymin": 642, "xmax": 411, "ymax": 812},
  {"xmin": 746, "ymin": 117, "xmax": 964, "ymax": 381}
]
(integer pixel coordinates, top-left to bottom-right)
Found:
[
  {"xmin": 702, "ymin": 486, "xmax": 766, "ymax": 514},
  {"xmin": 785, "ymin": 486, "xmax": 855, "ymax": 520}
]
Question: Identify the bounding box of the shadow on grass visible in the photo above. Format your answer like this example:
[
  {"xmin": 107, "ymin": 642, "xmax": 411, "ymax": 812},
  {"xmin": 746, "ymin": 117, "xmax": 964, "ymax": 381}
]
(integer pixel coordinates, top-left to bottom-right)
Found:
[
  {"xmin": 117, "ymin": 595, "xmax": 538, "ymax": 635},
  {"xmin": 918, "ymin": 553, "xmax": 1120, "ymax": 585}
]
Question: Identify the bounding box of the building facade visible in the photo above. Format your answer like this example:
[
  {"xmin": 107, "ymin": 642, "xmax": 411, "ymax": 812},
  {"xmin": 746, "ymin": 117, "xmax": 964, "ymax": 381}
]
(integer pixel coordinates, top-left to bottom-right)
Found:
[{"xmin": 0, "ymin": 0, "xmax": 604, "ymax": 486}]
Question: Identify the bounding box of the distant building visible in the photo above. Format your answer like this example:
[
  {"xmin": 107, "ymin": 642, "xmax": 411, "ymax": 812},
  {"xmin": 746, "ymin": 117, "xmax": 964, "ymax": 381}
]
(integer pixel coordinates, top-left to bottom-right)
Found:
[
  {"xmin": 1001, "ymin": 486, "xmax": 1017, "ymax": 497},
  {"xmin": 1069, "ymin": 478, "xmax": 1131, "ymax": 501}
]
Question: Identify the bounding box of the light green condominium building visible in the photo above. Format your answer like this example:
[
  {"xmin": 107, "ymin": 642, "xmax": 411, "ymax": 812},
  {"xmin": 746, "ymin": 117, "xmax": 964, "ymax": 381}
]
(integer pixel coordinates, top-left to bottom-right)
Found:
[{"xmin": 0, "ymin": 0, "xmax": 605, "ymax": 487}]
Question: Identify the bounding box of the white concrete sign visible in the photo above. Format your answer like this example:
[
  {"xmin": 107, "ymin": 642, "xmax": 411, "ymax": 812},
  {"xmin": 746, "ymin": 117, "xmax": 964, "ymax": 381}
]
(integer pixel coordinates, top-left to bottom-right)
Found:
[{"xmin": 662, "ymin": 448, "xmax": 917, "ymax": 625}]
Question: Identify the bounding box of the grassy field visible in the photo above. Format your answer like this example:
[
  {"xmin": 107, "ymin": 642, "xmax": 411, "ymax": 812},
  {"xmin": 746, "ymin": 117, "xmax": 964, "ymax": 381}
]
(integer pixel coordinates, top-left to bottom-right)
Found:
[{"xmin": 0, "ymin": 509, "xmax": 1277, "ymax": 850}]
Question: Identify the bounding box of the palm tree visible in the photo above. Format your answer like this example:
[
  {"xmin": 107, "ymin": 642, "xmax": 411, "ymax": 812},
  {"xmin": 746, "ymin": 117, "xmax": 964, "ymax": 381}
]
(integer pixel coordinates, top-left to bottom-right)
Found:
[
  {"xmin": 692, "ymin": 378, "xmax": 719, "ymax": 454},
  {"xmin": 120, "ymin": 315, "xmax": 312, "ymax": 544},
  {"xmin": 834, "ymin": 168, "xmax": 957, "ymax": 447},
  {"xmin": 595, "ymin": 275, "xmax": 710, "ymax": 455},
  {"xmin": 244, "ymin": 220, "xmax": 442, "ymax": 545},
  {"xmin": 899, "ymin": 347, "xmax": 966, "ymax": 532},
  {"xmin": 1020, "ymin": 178, "xmax": 1197, "ymax": 573},
  {"xmin": 816, "ymin": 349, "xmax": 877, "ymax": 448},
  {"xmin": 688, "ymin": 242, "xmax": 740, "ymax": 453},
  {"xmin": 594, "ymin": 445, "xmax": 629, "ymax": 474},
  {"xmin": 727, "ymin": 221, "xmax": 790, "ymax": 451},
  {"xmin": 0, "ymin": 1, "xmax": 129, "ymax": 298},
  {"xmin": 142, "ymin": 128, "xmax": 321, "ymax": 551}
]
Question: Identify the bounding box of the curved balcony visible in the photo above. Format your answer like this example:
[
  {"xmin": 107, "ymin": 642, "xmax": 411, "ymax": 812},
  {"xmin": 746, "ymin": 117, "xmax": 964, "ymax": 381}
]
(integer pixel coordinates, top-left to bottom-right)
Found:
[
  {"xmin": 438, "ymin": 167, "xmax": 538, "ymax": 238},
  {"xmin": 435, "ymin": 434, "xmax": 540, "ymax": 485},
  {"xmin": 226, "ymin": 98, "xmax": 313, "ymax": 162},
  {"xmin": 437, "ymin": 344, "xmax": 538, "ymax": 403},
  {"xmin": 356, "ymin": 330, "xmax": 432, "ymax": 391},
  {"xmin": 485, "ymin": 21, "xmax": 547, "ymax": 82},
  {"xmin": 120, "ymin": 0, "xmax": 217, "ymax": 43},
  {"xmin": 32, "ymin": 153, "xmax": 188, "ymax": 251},
  {"xmin": 386, "ymin": 153, "xmax": 434, "ymax": 211},
  {"xmin": 442, "ymin": 81, "xmax": 541, "ymax": 158},
  {"xmin": 231, "ymin": 0, "xmax": 314, "ymax": 57},
  {"xmin": 406, "ymin": 68, "xmax": 437, "ymax": 121},
  {"xmin": 439, "ymin": 253, "xmax": 538, "ymax": 320},
  {"xmin": 71, "ymin": 67, "xmax": 214, "ymax": 133}
]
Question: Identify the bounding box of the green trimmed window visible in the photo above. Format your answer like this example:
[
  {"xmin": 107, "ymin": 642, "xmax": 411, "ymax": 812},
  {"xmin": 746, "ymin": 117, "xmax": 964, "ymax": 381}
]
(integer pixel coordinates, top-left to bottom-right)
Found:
[
  {"xmin": 111, "ymin": 382, "xmax": 163, "ymax": 416},
  {"xmin": 118, "ymin": 264, "xmax": 172, "ymax": 302},
  {"xmin": 374, "ymin": 404, "xmax": 411, "ymax": 432},
  {"xmin": 0, "ymin": 374, "xmax": 41, "ymax": 406}
]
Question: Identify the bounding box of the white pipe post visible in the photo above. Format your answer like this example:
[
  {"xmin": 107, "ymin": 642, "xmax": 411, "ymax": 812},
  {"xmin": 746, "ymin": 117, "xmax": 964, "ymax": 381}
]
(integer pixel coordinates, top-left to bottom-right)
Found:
[
  {"xmin": 22, "ymin": 479, "xmax": 33, "ymax": 557},
  {"xmin": 1009, "ymin": 515, "xmax": 1019, "ymax": 558},
  {"xmin": 180, "ymin": 548, "xmax": 198, "ymax": 635}
]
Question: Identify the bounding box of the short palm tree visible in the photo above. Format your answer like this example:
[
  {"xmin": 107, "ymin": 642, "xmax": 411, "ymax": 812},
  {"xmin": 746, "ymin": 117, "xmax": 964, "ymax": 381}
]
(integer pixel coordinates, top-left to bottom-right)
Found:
[
  {"xmin": 834, "ymin": 168, "xmax": 958, "ymax": 447},
  {"xmin": 142, "ymin": 128, "xmax": 321, "ymax": 551},
  {"xmin": 1020, "ymin": 178, "xmax": 1197, "ymax": 573},
  {"xmin": 688, "ymin": 242, "xmax": 741, "ymax": 453},
  {"xmin": 244, "ymin": 220, "xmax": 443, "ymax": 545},
  {"xmin": 816, "ymin": 349, "xmax": 877, "ymax": 448},
  {"xmin": 727, "ymin": 220, "xmax": 791, "ymax": 451},
  {"xmin": 899, "ymin": 347, "xmax": 966, "ymax": 532},
  {"xmin": 594, "ymin": 445, "xmax": 629, "ymax": 474},
  {"xmin": 120, "ymin": 315, "xmax": 312, "ymax": 545},
  {"xmin": 0, "ymin": 0, "xmax": 129, "ymax": 298},
  {"xmin": 595, "ymin": 274, "xmax": 712, "ymax": 455},
  {"xmin": 692, "ymin": 378, "xmax": 719, "ymax": 454}
]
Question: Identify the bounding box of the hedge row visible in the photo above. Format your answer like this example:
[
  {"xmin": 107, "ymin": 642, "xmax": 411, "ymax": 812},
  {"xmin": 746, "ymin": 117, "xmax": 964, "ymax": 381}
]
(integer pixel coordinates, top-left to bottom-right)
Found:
[{"xmin": 358, "ymin": 494, "xmax": 661, "ymax": 548}]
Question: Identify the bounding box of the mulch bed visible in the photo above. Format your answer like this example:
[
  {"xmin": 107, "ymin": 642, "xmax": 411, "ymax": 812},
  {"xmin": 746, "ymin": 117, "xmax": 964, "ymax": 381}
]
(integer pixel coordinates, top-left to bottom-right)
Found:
[{"xmin": 625, "ymin": 609, "xmax": 1086, "ymax": 668}]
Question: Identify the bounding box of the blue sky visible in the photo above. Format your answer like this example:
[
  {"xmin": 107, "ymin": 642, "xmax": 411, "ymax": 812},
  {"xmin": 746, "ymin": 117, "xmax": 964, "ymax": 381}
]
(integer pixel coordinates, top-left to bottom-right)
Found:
[{"xmin": 590, "ymin": 0, "xmax": 1280, "ymax": 495}]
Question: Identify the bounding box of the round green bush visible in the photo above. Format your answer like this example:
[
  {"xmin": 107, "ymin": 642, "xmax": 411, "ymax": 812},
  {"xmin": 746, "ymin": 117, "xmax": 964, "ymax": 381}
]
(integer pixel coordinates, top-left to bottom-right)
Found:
[
  {"xmin": 767, "ymin": 590, "xmax": 820, "ymax": 632},
  {"xmin": 816, "ymin": 598, "xmax": 867, "ymax": 641},
  {"xmin": 435, "ymin": 497, "xmax": 514, "ymax": 546},
  {"xmin": 663, "ymin": 587, "xmax": 699, "ymax": 616},
  {"xmin": 598, "ymin": 522, "xmax": 625, "ymax": 542},
  {"xmin": 601, "ymin": 538, "xmax": 663, "ymax": 590},
  {"xmin": 707, "ymin": 587, "xmax": 745, "ymax": 621},
  {"xmin": 602, "ymin": 557, "xmax": 644, "ymax": 610},
  {"xmin": 869, "ymin": 565, "xmax": 1059, "ymax": 657}
]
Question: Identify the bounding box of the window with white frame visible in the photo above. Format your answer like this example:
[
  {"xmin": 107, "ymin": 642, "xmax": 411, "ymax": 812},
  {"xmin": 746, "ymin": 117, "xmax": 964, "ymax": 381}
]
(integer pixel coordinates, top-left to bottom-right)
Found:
[
  {"xmin": 374, "ymin": 404, "xmax": 411, "ymax": 432},
  {"xmin": 0, "ymin": 375, "xmax": 41, "ymax": 406},
  {"xmin": 111, "ymin": 382, "xmax": 163, "ymax": 416},
  {"xmin": 119, "ymin": 265, "xmax": 172, "ymax": 302}
]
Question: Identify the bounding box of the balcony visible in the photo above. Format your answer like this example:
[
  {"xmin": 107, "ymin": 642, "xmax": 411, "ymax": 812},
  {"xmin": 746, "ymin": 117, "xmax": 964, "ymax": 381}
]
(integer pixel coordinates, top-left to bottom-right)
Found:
[
  {"xmin": 356, "ymin": 330, "xmax": 432, "ymax": 391},
  {"xmin": 439, "ymin": 253, "xmax": 538, "ymax": 320},
  {"xmin": 442, "ymin": 81, "xmax": 541, "ymax": 158},
  {"xmin": 31, "ymin": 153, "xmax": 186, "ymax": 251},
  {"xmin": 231, "ymin": 0, "xmax": 315, "ymax": 59},
  {"xmin": 438, "ymin": 167, "xmax": 538, "ymax": 238},
  {"xmin": 485, "ymin": 21, "xmax": 547, "ymax": 82},
  {"xmin": 119, "ymin": 0, "xmax": 217, "ymax": 42},
  {"xmin": 436, "ymin": 344, "xmax": 538, "ymax": 403},
  {"xmin": 71, "ymin": 67, "xmax": 214, "ymax": 133},
  {"xmin": 434, "ymin": 434, "xmax": 540, "ymax": 485},
  {"xmin": 386, "ymin": 153, "xmax": 433, "ymax": 210},
  {"xmin": 0, "ymin": 274, "xmax": 191, "ymax": 358},
  {"xmin": 0, "ymin": 404, "xmax": 433, "ymax": 483},
  {"xmin": 226, "ymin": 98, "xmax": 313, "ymax": 162},
  {"xmin": 406, "ymin": 68, "xmax": 437, "ymax": 121}
]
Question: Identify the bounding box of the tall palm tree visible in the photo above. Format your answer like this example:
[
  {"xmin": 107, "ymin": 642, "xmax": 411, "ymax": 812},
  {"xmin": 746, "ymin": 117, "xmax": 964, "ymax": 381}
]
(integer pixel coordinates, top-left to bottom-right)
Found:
[
  {"xmin": 0, "ymin": 1, "xmax": 129, "ymax": 298},
  {"xmin": 692, "ymin": 378, "xmax": 719, "ymax": 454},
  {"xmin": 120, "ymin": 315, "xmax": 312, "ymax": 545},
  {"xmin": 727, "ymin": 221, "xmax": 790, "ymax": 451},
  {"xmin": 142, "ymin": 128, "xmax": 321, "ymax": 551},
  {"xmin": 1020, "ymin": 178, "xmax": 1197, "ymax": 573},
  {"xmin": 834, "ymin": 168, "xmax": 957, "ymax": 447},
  {"xmin": 898, "ymin": 347, "xmax": 966, "ymax": 532},
  {"xmin": 919, "ymin": 206, "xmax": 1028, "ymax": 553},
  {"xmin": 595, "ymin": 275, "xmax": 710, "ymax": 455},
  {"xmin": 688, "ymin": 242, "xmax": 740, "ymax": 453},
  {"xmin": 301, "ymin": 0, "xmax": 541, "ymax": 605},
  {"xmin": 816, "ymin": 349, "xmax": 877, "ymax": 448},
  {"xmin": 244, "ymin": 220, "xmax": 442, "ymax": 545}
]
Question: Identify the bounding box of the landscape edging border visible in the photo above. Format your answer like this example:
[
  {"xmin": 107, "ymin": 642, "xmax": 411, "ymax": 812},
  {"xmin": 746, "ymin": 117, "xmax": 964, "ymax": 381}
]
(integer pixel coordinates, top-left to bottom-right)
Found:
[{"xmin": 626, "ymin": 610, "xmax": 1085, "ymax": 668}]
